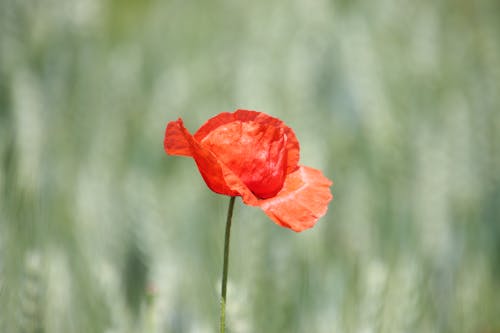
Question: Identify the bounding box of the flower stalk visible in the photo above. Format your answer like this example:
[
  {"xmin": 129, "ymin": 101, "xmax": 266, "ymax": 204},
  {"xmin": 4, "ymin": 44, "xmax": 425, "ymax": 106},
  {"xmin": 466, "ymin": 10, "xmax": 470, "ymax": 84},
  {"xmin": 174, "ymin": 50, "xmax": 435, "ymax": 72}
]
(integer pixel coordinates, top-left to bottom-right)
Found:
[{"xmin": 220, "ymin": 196, "xmax": 236, "ymax": 333}]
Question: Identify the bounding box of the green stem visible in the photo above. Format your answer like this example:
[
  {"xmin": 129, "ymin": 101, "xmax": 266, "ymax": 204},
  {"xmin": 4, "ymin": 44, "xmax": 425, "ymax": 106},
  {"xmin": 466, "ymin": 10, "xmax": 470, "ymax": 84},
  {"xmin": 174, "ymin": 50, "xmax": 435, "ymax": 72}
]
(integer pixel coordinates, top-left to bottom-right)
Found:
[{"xmin": 220, "ymin": 196, "xmax": 236, "ymax": 333}]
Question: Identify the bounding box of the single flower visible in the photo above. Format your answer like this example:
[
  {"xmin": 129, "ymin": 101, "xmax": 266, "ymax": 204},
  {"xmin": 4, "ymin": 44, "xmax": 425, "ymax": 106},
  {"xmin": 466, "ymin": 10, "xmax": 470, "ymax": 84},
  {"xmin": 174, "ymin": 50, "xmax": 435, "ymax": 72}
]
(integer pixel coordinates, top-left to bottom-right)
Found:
[{"xmin": 164, "ymin": 109, "xmax": 333, "ymax": 232}]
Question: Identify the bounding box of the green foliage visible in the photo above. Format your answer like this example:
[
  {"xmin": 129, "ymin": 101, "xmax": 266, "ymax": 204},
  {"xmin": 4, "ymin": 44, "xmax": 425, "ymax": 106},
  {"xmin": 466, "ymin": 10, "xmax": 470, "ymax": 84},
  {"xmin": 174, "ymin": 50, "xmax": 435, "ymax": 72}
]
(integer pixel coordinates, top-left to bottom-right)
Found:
[{"xmin": 1, "ymin": 0, "xmax": 500, "ymax": 332}]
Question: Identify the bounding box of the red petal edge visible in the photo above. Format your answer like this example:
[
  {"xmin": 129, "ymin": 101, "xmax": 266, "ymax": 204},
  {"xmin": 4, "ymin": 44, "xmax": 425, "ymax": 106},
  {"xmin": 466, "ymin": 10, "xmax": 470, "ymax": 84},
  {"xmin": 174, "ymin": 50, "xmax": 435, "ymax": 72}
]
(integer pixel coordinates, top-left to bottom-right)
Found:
[
  {"xmin": 164, "ymin": 119, "xmax": 192, "ymax": 156},
  {"xmin": 164, "ymin": 118, "xmax": 251, "ymax": 197},
  {"xmin": 254, "ymin": 166, "xmax": 333, "ymax": 232}
]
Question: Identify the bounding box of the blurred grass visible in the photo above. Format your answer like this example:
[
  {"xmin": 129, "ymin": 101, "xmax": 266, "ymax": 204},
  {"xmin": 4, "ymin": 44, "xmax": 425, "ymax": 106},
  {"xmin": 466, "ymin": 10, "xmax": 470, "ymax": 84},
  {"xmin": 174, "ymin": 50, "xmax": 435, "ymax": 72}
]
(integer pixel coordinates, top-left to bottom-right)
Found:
[{"xmin": 1, "ymin": 0, "xmax": 500, "ymax": 332}]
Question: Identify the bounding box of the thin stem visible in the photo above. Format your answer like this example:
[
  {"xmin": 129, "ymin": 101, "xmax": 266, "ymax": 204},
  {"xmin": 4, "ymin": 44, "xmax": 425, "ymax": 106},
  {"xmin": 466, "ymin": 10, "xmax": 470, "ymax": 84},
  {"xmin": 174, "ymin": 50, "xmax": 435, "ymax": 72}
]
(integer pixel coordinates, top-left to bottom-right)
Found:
[{"xmin": 220, "ymin": 196, "xmax": 236, "ymax": 333}]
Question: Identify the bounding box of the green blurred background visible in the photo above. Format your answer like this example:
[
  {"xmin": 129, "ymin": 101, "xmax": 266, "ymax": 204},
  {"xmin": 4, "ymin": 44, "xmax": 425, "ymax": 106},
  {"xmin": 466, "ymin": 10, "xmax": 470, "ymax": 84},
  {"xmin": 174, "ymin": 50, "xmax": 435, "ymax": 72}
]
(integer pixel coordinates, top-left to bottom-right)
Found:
[{"xmin": 1, "ymin": 0, "xmax": 500, "ymax": 332}]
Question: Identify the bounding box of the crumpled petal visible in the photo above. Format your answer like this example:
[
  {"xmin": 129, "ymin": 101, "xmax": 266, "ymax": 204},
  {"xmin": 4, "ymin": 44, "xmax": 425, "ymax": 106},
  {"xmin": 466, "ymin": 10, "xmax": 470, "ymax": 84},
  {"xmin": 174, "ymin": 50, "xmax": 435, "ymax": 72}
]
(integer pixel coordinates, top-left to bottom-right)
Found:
[
  {"xmin": 200, "ymin": 120, "xmax": 287, "ymax": 198},
  {"xmin": 195, "ymin": 110, "xmax": 300, "ymax": 174},
  {"xmin": 241, "ymin": 110, "xmax": 300, "ymax": 174},
  {"xmin": 254, "ymin": 166, "xmax": 333, "ymax": 232},
  {"xmin": 164, "ymin": 119, "xmax": 241, "ymax": 196},
  {"xmin": 164, "ymin": 119, "xmax": 192, "ymax": 157}
]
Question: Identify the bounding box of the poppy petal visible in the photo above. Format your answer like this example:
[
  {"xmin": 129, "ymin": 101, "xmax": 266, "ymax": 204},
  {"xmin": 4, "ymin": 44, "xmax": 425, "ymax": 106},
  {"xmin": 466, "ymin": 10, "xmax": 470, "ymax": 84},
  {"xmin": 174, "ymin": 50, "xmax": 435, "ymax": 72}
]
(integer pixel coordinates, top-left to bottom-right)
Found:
[
  {"xmin": 256, "ymin": 166, "xmax": 333, "ymax": 232},
  {"xmin": 164, "ymin": 119, "xmax": 192, "ymax": 157},
  {"xmin": 238, "ymin": 110, "xmax": 300, "ymax": 174},
  {"xmin": 194, "ymin": 112, "xmax": 240, "ymax": 141},
  {"xmin": 195, "ymin": 110, "xmax": 300, "ymax": 174},
  {"xmin": 165, "ymin": 118, "xmax": 239, "ymax": 195},
  {"xmin": 200, "ymin": 120, "xmax": 288, "ymax": 198},
  {"xmin": 190, "ymin": 140, "xmax": 259, "ymax": 200}
]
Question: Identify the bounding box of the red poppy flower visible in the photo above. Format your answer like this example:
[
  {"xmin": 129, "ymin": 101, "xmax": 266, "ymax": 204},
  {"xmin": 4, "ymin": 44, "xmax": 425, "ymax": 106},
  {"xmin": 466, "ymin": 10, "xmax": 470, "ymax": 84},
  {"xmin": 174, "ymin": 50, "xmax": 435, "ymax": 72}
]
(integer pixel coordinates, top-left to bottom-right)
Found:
[{"xmin": 164, "ymin": 109, "xmax": 333, "ymax": 232}]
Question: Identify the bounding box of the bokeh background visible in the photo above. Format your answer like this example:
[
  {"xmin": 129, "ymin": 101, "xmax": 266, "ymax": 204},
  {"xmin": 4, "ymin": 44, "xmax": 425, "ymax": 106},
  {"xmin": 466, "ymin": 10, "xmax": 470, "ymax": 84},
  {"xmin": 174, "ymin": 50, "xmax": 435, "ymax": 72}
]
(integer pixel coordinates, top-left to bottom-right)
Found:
[{"xmin": 1, "ymin": 0, "xmax": 500, "ymax": 332}]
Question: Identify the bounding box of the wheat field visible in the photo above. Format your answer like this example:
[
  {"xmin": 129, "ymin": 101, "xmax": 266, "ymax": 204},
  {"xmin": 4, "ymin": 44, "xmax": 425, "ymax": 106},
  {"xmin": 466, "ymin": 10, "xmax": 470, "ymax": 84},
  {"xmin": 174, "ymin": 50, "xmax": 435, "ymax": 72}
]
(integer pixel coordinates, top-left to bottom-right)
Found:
[{"xmin": 1, "ymin": 0, "xmax": 500, "ymax": 332}]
